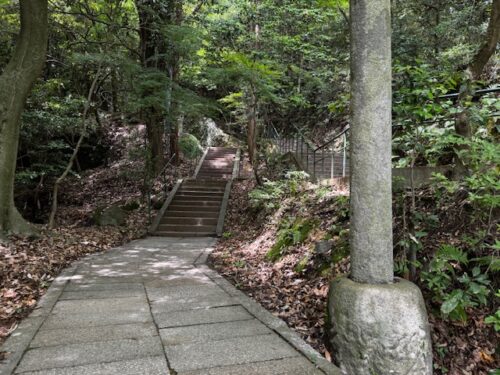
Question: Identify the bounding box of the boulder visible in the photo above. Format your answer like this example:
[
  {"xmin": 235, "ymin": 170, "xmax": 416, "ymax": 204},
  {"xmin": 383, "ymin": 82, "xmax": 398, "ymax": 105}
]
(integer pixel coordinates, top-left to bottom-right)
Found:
[{"xmin": 93, "ymin": 205, "xmax": 128, "ymax": 227}]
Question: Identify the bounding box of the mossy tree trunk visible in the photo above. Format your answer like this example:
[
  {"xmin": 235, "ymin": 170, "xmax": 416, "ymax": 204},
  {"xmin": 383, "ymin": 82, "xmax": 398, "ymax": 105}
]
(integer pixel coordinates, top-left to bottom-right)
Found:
[{"xmin": 0, "ymin": 0, "xmax": 48, "ymax": 236}]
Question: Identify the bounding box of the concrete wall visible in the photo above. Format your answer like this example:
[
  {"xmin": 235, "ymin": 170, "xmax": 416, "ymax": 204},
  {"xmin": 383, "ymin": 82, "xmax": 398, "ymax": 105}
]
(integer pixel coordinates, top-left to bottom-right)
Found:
[{"xmin": 392, "ymin": 165, "xmax": 455, "ymax": 188}]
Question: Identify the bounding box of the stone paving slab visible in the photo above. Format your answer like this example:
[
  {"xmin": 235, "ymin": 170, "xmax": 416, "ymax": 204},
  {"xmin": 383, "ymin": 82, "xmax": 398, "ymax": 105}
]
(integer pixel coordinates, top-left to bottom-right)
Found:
[
  {"xmin": 0, "ymin": 237, "xmax": 339, "ymax": 375},
  {"xmin": 165, "ymin": 334, "xmax": 299, "ymax": 372},
  {"xmin": 178, "ymin": 357, "xmax": 324, "ymax": 375},
  {"xmin": 17, "ymin": 357, "xmax": 169, "ymax": 375},
  {"xmin": 15, "ymin": 337, "xmax": 163, "ymax": 373},
  {"xmin": 40, "ymin": 309, "xmax": 152, "ymax": 330},
  {"xmin": 63, "ymin": 276, "xmax": 145, "ymax": 284},
  {"xmin": 155, "ymin": 306, "xmax": 251, "ymax": 329},
  {"xmin": 160, "ymin": 319, "xmax": 271, "ymax": 346},
  {"xmin": 59, "ymin": 288, "xmax": 144, "ymax": 300},
  {"xmin": 64, "ymin": 282, "xmax": 144, "ymax": 292},
  {"xmin": 30, "ymin": 323, "xmax": 158, "ymax": 348},
  {"xmin": 147, "ymin": 284, "xmax": 228, "ymax": 302},
  {"xmin": 51, "ymin": 296, "xmax": 148, "ymax": 315},
  {"xmin": 151, "ymin": 294, "xmax": 236, "ymax": 314}
]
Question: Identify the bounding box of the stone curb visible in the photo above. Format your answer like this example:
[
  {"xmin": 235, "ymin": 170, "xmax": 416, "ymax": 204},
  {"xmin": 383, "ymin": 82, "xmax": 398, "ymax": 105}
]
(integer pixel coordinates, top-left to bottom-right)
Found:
[
  {"xmin": 216, "ymin": 180, "xmax": 232, "ymax": 237},
  {"xmin": 148, "ymin": 178, "xmax": 183, "ymax": 234},
  {"xmin": 196, "ymin": 250, "xmax": 341, "ymax": 375},
  {"xmin": 193, "ymin": 148, "xmax": 209, "ymax": 178}
]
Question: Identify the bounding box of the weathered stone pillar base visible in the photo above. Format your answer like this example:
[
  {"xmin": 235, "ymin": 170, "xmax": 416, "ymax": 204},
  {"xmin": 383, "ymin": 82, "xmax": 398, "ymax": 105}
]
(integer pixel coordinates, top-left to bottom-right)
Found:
[{"xmin": 327, "ymin": 277, "xmax": 433, "ymax": 375}]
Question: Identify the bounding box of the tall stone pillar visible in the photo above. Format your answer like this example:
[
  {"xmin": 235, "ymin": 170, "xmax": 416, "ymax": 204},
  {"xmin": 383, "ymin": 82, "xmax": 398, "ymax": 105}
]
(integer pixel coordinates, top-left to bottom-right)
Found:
[{"xmin": 327, "ymin": 1, "xmax": 433, "ymax": 374}]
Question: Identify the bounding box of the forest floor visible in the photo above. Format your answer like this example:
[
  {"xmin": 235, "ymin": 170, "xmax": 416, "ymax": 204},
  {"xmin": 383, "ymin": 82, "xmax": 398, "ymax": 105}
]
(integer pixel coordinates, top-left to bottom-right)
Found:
[{"xmin": 210, "ymin": 176, "xmax": 499, "ymax": 375}]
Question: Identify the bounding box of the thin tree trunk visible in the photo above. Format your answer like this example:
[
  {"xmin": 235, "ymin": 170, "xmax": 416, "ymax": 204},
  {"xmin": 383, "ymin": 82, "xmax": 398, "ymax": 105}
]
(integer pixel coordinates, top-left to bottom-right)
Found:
[
  {"xmin": 48, "ymin": 66, "xmax": 102, "ymax": 228},
  {"xmin": 136, "ymin": 0, "xmax": 167, "ymax": 175},
  {"xmin": 468, "ymin": 0, "xmax": 500, "ymax": 81},
  {"xmin": 0, "ymin": 0, "xmax": 48, "ymax": 236},
  {"xmin": 167, "ymin": 0, "xmax": 183, "ymax": 166},
  {"xmin": 247, "ymin": 87, "xmax": 258, "ymax": 166},
  {"xmin": 248, "ymin": 0, "xmax": 262, "ymax": 185},
  {"xmin": 455, "ymin": 0, "xmax": 500, "ymax": 142}
]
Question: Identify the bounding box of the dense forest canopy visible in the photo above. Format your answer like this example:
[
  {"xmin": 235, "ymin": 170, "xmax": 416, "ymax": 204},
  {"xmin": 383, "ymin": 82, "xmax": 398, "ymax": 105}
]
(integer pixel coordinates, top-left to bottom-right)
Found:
[{"xmin": 0, "ymin": 1, "xmax": 497, "ymax": 187}]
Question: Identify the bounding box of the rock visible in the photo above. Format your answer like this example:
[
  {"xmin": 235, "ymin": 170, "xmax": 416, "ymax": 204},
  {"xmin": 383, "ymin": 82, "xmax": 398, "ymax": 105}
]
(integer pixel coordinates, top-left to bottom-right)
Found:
[
  {"xmin": 327, "ymin": 277, "xmax": 433, "ymax": 374},
  {"xmin": 314, "ymin": 240, "xmax": 333, "ymax": 255},
  {"xmin": 93, "ymin": 205, "xmax": 128, "ymax": 227}
]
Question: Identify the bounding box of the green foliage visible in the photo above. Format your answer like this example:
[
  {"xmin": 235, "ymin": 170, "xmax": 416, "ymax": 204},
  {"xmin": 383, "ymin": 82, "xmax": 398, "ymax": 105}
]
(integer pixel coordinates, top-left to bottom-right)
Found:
[
  {"xmin": 233, "ymin": 260, "xmax": 246, "ymax": 268},
  {"xmin": 431, "ymin": 137, "xmax": 500, "ymax": 213},
  {"xmin": 421, "ymin": 245, "xmax": 492, "ymax": 322},
  {"xmin": 267, "ymin": 217, "xmax": 316, "ymax": 262},
  {"xmin": 248, "ymin": 171, "xmax": 309, "ymax": 211},
  {"xmin": 249, "ymin": 180, "xmax": 285, "ymax": 211},
  {"xmin": 485, "ymin": 290, "xmax": 500, "ymax": 332},
  {"xmin": 179, "ymin": 133, "xmax": 203, "ymax": 160},
  {"xmin": 294, "ymin": 255, "xmax": 310, "ymax": 273},
  {"xmin": 17, "ymin": 79, "xmax": 90, "ymax": 187}
]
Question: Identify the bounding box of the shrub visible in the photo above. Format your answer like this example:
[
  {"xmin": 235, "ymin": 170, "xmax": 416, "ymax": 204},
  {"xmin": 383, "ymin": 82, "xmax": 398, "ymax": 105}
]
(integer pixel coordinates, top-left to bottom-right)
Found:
[
  {"xmin": 266, "ymin": 217, "xmax": 316, "ymax": 261},
  {"xmin": 179, "ymin": 133, "xmax": 203, "ymax": 159}
]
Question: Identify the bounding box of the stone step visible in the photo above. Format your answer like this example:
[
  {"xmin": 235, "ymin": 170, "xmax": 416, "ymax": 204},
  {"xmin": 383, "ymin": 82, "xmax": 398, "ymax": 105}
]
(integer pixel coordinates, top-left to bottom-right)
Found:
[
  {"xmin": 200, "ymin": 167, "xmax": 233, "ymax": 171},
  {"xmin": 180, "ymin": 186, "xmax": 226, "ymax": 191},
  {"xmin": 156, "ymin": 224, "xmax": 217, "ymax": 232},
  {"xmin": 197, "ymin": 171, "xmax": 233, "ymax": 175},
  {"xmin": 178, "ymin": 188, "xmax": 226, "ymax": 194},
  {"xmin": 152, "ymin": 231, "xmax": 215, "ymax": 237},
  {"xmin": 183, "ymin": 180, "xmax": 227, "ymax": 186},
  {"xmin": 164, "ymin": 210, "xmax": 220, "ymax": 218},
  {"xmin": 197, "ymin": 172, "xmax": 233, "ymax": 177},
  {"xmin": 199, "ymin": 168, "xmax": 233, "ymax": 172},
  {"xmin": 177, "ymin": 190, "xmax": 225, "ymax": 196},
  {"xmin": 160, "ymin": 217, "xmax": 218, "ymax": 226},
  {"xmin": 174, "ymin": 194, "xmax": 224, "ymax": 201},
  {"xmin": 172, "ymin": 198, "xmax": 221, "ymax": 205},
  {"xmin": 197, "ymin": 176, "xmax": 232, "ymax": 180},
  {"xmin": 168, "ymin": 204, "xmax": 220, "ymax": 212},
  {"xmin": 205, "ymin": 152, "xmax": 236, "ymax": 156}
]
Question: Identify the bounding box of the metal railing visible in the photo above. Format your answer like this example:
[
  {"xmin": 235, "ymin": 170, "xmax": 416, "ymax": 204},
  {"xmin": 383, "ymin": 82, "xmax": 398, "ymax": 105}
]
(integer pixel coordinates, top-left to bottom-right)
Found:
[
  {"xmin": 267, "ymin": 86, "xmax": 499, "ymax": 181},
  {"xmin": 272, "ymin": 126, "xmax": 350, "ymax": 181}
]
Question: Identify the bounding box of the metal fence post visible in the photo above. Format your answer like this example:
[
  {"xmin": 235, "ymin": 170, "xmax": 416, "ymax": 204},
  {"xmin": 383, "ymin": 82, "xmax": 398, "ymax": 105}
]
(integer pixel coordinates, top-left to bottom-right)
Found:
[
  {"xmin": 322, "ymin": 148, "xmax": 325, "ymax": 180},
  {"xmin": 342, "ymin": 133, "xmax": 347, "ymax": 178},
  {"xmin": 331, "ymin": 151, "xmax": 335, "ymax": 179}
]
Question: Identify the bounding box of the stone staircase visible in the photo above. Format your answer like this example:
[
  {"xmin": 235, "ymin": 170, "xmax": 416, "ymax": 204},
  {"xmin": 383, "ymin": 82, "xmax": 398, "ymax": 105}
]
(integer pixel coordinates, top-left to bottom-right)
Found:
[
  {"xmin": 196, "ymin": 147, "xmax": 238, "ymax": 179},
  {"xmin": 151, "ymin": 147, "xmax": 238, "ymax": 237}
]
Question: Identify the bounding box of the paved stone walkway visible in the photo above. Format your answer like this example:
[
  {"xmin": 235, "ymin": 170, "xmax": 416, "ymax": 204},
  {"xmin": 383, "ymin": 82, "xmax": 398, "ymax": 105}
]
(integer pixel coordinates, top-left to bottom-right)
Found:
[{"xmin": 0, "ymin": 237, "xmax": 338, "ymax": 375}]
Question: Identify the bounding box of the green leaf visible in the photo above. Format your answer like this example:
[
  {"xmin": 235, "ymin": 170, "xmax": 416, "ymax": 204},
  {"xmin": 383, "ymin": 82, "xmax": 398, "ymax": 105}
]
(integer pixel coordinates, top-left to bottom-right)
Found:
[{"xmin": 441, "ymin": 289, "xmax": 464, "ymax": 315}]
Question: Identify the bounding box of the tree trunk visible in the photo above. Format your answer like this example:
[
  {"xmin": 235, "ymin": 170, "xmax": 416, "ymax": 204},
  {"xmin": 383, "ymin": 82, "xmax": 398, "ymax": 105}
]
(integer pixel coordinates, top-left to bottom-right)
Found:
[
  {"xmin": 167, "ymin": 0, "xmax": 183, "ymax": 165},
  {"xmin": 247, "ymin": 88, "xmax": 258, "ymax": 168},
  {"xmin": 48, "ymin": 66, "xmax": 102, "ymax": 228},
  {"xmin": 454, "ymin": 0, "xmax": 499, "ymax": 166},
  {"xmin": 0, "ymin": 0, "xmax": 48, "ymax": 236},
  {"xmin": 468, "ymin": 0, "xmax": 500, "ymax": 81},
  {"xmin": 136, "ymin": 0, "xmax": 167, "ymax": 175}
]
